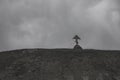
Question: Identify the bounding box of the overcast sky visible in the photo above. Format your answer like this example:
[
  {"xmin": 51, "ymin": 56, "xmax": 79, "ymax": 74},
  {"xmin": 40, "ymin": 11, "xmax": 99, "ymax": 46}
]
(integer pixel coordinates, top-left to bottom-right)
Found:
[{"xmin": 0, "ymin": 0, "xmax": 120, "ymax": 51}]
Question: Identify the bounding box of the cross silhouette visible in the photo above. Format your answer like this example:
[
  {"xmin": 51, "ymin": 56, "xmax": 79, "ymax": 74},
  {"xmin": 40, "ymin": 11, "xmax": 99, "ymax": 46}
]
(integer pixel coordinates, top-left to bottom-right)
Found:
[{"xmin": 73, "ymin": 35, "xmax": 81, "ymax": 45}]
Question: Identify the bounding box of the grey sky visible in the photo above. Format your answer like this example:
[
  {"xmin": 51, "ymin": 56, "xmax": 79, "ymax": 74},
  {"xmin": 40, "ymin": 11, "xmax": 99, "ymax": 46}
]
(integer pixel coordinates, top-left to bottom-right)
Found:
[{"xmin": 0, "ymin": 0, "xmax": 120, "ymax": 51}]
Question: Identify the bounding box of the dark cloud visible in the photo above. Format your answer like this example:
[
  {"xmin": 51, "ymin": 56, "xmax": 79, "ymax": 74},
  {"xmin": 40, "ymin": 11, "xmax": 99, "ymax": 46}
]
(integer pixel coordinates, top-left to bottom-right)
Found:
[{"xmin": 0, "ymin": 0, "xmax": 120, "ymax": 51}]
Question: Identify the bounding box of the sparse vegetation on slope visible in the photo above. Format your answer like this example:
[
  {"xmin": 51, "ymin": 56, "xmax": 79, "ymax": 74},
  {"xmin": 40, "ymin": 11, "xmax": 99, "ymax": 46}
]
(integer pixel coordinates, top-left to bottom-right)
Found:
[{"xmin": 0, "ymin": 49, "xmax": 120, "ymax": 80}]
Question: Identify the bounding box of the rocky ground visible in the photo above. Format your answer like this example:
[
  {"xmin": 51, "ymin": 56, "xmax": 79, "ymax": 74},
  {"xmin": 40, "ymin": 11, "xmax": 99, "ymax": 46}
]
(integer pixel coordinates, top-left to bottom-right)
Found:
[{"xmin": 0, "ymin": 49, "xmax": 120, "ymax": 80}]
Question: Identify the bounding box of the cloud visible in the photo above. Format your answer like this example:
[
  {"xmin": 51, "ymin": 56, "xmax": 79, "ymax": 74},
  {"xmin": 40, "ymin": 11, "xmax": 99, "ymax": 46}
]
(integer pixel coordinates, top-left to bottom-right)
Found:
[{"xmin": 0, "ymin": 0, "xmax": 120, "ymax": 51}]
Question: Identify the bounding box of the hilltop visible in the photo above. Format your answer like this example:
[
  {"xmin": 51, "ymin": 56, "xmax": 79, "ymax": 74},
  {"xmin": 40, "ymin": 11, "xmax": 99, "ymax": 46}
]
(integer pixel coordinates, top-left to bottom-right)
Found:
[{"xmin": 0, "ymin": 49, "xmax": 120, "ymax": 80}]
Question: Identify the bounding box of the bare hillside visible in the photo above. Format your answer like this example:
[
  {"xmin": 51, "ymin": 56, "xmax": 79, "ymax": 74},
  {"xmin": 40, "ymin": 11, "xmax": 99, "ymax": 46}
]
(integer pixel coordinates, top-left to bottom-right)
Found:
[{"xmin": 0, "ymin": 49, "xmax": 120, "ymax": 80}]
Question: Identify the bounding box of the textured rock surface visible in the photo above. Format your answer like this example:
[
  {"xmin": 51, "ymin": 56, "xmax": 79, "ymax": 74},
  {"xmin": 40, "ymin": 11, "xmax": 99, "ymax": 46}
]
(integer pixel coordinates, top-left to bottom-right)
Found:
[{"xmin": 0, "ymin": 49, "xmax": 120, "ymax": 80}]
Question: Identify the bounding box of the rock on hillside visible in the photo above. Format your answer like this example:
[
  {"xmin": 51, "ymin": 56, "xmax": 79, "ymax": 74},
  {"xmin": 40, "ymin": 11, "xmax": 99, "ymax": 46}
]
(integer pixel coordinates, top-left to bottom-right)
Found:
[{"xmin": 0, "ymin": 49, "xmax": 120, "ymax": 80}]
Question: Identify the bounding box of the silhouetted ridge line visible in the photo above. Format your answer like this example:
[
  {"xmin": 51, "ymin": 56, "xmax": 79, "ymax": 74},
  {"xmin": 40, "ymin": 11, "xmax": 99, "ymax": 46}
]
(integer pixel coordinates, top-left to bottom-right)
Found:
[{"xmin": 0, "ymin": 48, "xmax": 120, "ymax": 80}]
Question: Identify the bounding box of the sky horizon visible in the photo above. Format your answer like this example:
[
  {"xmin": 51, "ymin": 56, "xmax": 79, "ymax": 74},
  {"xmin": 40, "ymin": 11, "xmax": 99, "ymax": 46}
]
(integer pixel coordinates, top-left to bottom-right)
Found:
[{"xmin": 0, "ymin": 0, "xmax": 120, "ymax": 51}]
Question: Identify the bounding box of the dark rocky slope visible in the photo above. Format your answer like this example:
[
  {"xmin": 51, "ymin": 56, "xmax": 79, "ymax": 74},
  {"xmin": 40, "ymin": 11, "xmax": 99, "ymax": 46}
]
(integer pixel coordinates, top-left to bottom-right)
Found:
[{"xmin": 0, "ymin": 49, "xmax": 120, "ymax": 80}]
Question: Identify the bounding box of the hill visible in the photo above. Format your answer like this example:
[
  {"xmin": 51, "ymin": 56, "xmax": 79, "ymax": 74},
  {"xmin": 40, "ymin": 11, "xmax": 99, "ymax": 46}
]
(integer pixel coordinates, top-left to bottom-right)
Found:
[{"xmin": 0, "ymin": 49, "xmax": 120, "ymax": 80}]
